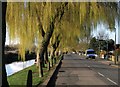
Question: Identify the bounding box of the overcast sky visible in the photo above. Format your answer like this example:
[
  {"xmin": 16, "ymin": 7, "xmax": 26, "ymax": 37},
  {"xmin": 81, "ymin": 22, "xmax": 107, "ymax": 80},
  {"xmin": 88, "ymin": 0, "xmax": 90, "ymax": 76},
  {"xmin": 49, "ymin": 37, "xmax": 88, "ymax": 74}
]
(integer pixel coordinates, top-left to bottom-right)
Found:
[
  {"xmin": 91, "ymin": 20, "xmax": 119, "ymax": 44},
  {"xmin": 91, "ymin": 23, "xmax": 115, "ymax": 41}
]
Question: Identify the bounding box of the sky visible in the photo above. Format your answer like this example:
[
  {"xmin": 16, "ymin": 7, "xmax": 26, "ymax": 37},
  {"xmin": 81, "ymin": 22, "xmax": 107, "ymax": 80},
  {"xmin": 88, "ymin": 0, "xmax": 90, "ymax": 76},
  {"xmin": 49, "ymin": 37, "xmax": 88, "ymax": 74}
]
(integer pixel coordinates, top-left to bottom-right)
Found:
[
  {"xmin": 5, "ymin": 28, "xmax": 19, "ymax": 45},
  {"xmin": 91, "ymin": 20, "xmax": 119, "ymax": 44},
  {"xmin": 91, "ymin": 23, "xmax": 115, "ymax": 41}
]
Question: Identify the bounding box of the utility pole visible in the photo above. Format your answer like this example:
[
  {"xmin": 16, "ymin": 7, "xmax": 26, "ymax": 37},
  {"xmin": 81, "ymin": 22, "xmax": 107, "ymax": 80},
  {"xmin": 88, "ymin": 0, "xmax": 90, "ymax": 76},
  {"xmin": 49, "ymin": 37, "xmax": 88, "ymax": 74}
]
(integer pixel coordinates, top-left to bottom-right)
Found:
[
  {"xmin": 106, "ymin": 40, "xmax": 108, "ymax": 59},
  {"xmin": 114, "ymin": 1, "xmax": 120, "ymax": 65},
  {"xmin": 114, "ymin": 28, "xmax": 116, "ymax": 64},
  {"xmin": 106, "ymin": 34, "xmax": 109, "ymax": 60}
]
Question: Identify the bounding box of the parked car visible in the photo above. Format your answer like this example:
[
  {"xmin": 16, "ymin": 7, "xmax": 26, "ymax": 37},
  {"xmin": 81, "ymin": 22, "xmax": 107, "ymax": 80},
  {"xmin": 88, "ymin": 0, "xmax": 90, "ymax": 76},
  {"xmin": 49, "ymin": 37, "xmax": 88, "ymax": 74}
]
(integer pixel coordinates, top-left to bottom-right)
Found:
[{"xmin": 85, "ymin": 49, "xmax": 96, "ymax": 59}]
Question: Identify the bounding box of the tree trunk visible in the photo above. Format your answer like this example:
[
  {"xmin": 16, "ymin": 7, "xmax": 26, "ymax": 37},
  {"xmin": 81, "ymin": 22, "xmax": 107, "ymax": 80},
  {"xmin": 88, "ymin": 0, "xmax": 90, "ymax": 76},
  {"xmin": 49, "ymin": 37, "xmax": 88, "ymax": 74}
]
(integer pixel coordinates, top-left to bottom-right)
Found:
[
  {"xmin": 2, "ymin": 2, "xmax": 9, "ymax": 87},
  {"xmin": 38, "ymin": 2, "xmax": 68, "ymax": 77},
  {"xmin": 35, "ymin": 5, "xmax": 46, "ymax": 76},
  {"xmin": 51, "ymin": 37, "xmax": 61, "ymax": 65},
  {"xmin": 54, "ymin": 51, "xmax": 59, "ymax": 64},
  {"xmin": 54, "ymin": 54, "xmax": 57, "ymax": 64},
  {"xmin": 45, "ymin": 48, "xmax": 50, "ymax": 71},
  {"xmin": 50, "ymin": 49, "xmax": 55, "ymax": 67},
  {"xmin": 36, "ymin": 49, "xmax": 43, "ymax": 77},
  {"xmin": 38, "ymin": 58, "xmax": 43, "ymax": 77},
  {"xmin": 42, "ymin": 54, "xmax": 45, "ymax": 68},
  {"xmin": 36, "ymin": 50, "xmax": 39, "ymax": 67},
  {"xmin": 39, "ymin": 21, "xmax": 54, "ymax": 77}
]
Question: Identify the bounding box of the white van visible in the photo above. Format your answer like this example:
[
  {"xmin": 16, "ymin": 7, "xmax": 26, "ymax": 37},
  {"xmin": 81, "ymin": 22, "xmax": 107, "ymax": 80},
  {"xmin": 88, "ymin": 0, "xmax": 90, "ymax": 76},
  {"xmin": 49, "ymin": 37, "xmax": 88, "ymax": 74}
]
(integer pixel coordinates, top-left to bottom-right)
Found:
[{"xmin": 85, "ymin": 49, "xmax": 96, "ymax": 59}]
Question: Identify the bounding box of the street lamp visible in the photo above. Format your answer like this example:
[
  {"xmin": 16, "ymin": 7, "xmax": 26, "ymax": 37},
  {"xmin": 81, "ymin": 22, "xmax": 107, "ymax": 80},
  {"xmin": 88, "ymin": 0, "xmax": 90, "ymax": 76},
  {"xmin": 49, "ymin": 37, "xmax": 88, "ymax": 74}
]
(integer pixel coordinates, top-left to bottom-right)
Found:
[
  {"xmin": 108, "ymin": 27, "xmax": 116, "ymax": 64},
  {"xmin": 114, "ymin": 27, "xmax": 116, "ymax": 64},
  {"xmin": 106, "ymin": 39, "xmax": 109, "ymax": 60}
]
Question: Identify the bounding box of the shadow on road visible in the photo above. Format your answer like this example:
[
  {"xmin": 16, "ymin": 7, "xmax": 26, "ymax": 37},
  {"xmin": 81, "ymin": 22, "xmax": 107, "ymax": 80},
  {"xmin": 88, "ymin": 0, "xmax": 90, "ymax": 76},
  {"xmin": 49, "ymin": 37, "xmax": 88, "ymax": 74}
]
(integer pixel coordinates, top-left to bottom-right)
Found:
[{"xmin": 46, "ymin": 56, "xmax": 63, "ymax": 87}]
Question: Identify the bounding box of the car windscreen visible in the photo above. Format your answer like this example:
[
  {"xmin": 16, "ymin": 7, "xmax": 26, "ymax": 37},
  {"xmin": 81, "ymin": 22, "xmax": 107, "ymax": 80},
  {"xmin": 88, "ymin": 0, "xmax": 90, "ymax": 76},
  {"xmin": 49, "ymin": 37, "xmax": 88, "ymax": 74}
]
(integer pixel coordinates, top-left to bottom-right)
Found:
[{"xmin": 87, "ymin": 51, "xmax": 95, "ymax": 54}]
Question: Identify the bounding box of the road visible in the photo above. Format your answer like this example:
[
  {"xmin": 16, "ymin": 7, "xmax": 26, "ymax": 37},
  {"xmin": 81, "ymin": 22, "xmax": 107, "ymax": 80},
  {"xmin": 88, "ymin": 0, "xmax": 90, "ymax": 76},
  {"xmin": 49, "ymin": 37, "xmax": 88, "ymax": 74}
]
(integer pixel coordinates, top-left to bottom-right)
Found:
[{"xmin": 47, "ymin": 53, "xmax": 119, "ymax": 87}]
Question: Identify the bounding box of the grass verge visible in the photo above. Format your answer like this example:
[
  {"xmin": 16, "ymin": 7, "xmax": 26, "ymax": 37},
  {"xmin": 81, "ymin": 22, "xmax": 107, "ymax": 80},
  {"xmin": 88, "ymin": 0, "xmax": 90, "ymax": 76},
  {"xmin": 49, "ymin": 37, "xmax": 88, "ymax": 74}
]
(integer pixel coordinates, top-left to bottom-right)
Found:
[
  {"xmin": 7, "ymin": 55, "xmax": 63, "ymax": 86},
  {"xmin": 7, "ymin": 64, "xmax": 49, "ymax": 86}
]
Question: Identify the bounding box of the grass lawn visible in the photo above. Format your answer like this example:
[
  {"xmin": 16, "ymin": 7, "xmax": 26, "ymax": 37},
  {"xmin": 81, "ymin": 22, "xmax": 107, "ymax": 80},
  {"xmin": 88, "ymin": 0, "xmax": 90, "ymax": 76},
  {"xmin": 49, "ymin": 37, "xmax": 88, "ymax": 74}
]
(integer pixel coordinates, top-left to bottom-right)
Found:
[
  {"xmin": 7, "ymin": 64, "xmax": 49, "ymax": 86},
  {"xmin": 7, "ymin": 55, "xmax": 62, "ymax": 86}
]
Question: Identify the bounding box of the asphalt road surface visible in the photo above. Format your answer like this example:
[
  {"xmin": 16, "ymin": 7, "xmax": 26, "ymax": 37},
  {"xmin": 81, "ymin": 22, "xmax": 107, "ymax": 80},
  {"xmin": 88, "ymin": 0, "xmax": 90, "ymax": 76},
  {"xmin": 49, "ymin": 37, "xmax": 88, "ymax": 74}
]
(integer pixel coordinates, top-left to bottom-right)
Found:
[{"xmin": 47, "ymin": 53, "xmax": 119, "ymax": 87}]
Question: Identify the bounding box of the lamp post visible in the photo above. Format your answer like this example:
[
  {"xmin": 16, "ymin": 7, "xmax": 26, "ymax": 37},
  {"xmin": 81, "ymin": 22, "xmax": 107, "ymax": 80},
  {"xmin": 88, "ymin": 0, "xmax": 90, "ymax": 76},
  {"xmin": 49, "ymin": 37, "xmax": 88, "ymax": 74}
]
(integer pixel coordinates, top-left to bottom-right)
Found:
[
  {"xmin": 106, "ymin": 39, "xmax": 109, "ymax": 60},
  {"xmin": 114, "ymin": 27, "xmax": 116, "ymax": 64},
  {"xmin": 108, "ymin": 27, "xmax": 116, "ymax": 64}
]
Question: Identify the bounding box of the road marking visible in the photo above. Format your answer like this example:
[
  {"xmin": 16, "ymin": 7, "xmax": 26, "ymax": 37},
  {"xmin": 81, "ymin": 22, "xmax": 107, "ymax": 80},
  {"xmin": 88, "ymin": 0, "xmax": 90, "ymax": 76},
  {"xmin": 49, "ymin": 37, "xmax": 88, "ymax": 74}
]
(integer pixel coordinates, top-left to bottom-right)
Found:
[
  {"xmin": 107, "ymin": 78, "xmax": 118, "ymax": 85},
  {"xmin": 98, "ymin": 72, "xmax": 105, "ymax": 77},
  {"xmin": 88, "ymin": 66, "xmax": 90, "ymax": 67},
  {"xmin": 97, "ymin": 72, "xmax": 118, "ymax": 85}
]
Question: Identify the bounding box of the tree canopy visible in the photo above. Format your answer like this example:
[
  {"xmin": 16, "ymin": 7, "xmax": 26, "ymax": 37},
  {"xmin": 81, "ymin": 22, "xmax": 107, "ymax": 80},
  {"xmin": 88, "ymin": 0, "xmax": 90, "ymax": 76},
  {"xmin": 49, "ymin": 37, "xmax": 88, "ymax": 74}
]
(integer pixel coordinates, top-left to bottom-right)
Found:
[{"xmin": 6, "ymin": 2, "xmax": 119, "ymax": 59}]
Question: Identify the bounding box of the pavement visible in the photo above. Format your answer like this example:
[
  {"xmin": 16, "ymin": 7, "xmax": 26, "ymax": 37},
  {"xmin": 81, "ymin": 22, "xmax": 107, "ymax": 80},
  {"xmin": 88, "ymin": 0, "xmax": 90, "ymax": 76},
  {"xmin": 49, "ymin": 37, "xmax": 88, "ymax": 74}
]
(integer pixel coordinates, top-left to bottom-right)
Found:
[
  {"xmin": 38, "ymin": 53, "xmax": 119, "ymax": 87},
  {"xmin": 97, "ymin": 57, "xmax": 120, "ymax": 68}
]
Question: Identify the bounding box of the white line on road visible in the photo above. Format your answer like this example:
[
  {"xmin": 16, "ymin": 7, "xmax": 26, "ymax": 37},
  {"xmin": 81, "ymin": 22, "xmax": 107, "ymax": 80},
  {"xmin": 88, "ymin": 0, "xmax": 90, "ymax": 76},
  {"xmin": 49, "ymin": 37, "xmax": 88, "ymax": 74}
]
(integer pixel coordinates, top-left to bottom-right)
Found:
[
  {"xmin": 98, "ymin": 72, "xmax": 105, "ymax": 77},
  {"xmin": 107, "ymin": 78, "xmax": 118, "ymax": 85},
  {"xmin": 88, "ymin": 66, "xmax": 90, "ymax": 67},
  {"xmin": 97, "ymin": 72, "xmax": 118, "ymax": 85}
]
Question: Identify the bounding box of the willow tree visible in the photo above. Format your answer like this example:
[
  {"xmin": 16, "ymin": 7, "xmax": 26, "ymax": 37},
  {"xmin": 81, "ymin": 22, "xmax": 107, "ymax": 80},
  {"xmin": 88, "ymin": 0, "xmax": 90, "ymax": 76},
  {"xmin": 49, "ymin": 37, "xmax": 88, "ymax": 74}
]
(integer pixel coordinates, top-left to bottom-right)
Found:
[
  {"xmin": 79, "ymin": 2, "xmax": 118, "ymax": 33},
  {"xmin": 78, "ymin": 2, "xmax": 119, "ymax": 50},
  {"xmin": 56, "ymin": 2, "xmax": 119, "ymax": 52},
  {"xmin": 50, "ymin": 30, "xmax": 61, "ymax": 66},
  {"xmin": 33, "ymin": 2, "xmax": 46, "ymax": 68},
  {"xmin": 57, "ymin": 3, "xmax": 80, "ymax": 52},
  {"xmin": 7, "ymin": 2, "xmax": 38, "ymax": 60},
  {"xmin": 7, "ymin": 2, "xmax": 42, "ymax": 77},
  {"xmin": 6, "ymin": 2, "xmax": 68, "ymax": 77},
  {"xmin": 31, "ymin": 2, "xmax": 69, "ymax": 76},
  {"xmin": 44, "ymin": 2, "xmax": 119, "ymax": 53},
  {"xmin": 5, "ymin": 1, "xmax": 119, "ymax": 80},
  {"xmin": 37, "ymin": 2, "xmax": 68, "ymax": 77}
]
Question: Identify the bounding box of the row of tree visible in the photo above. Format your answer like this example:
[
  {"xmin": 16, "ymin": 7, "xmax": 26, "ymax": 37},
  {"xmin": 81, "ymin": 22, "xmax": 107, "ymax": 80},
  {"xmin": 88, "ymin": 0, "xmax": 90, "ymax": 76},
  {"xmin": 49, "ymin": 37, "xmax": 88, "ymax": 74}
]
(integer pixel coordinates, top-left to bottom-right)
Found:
[
  {"xmin": 89, "ymin": 37, "xmax": 115, "ymax": 52},
  {"xmin": 2, "ymin": 2, "xmax": 119, "ymax": 86}
]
